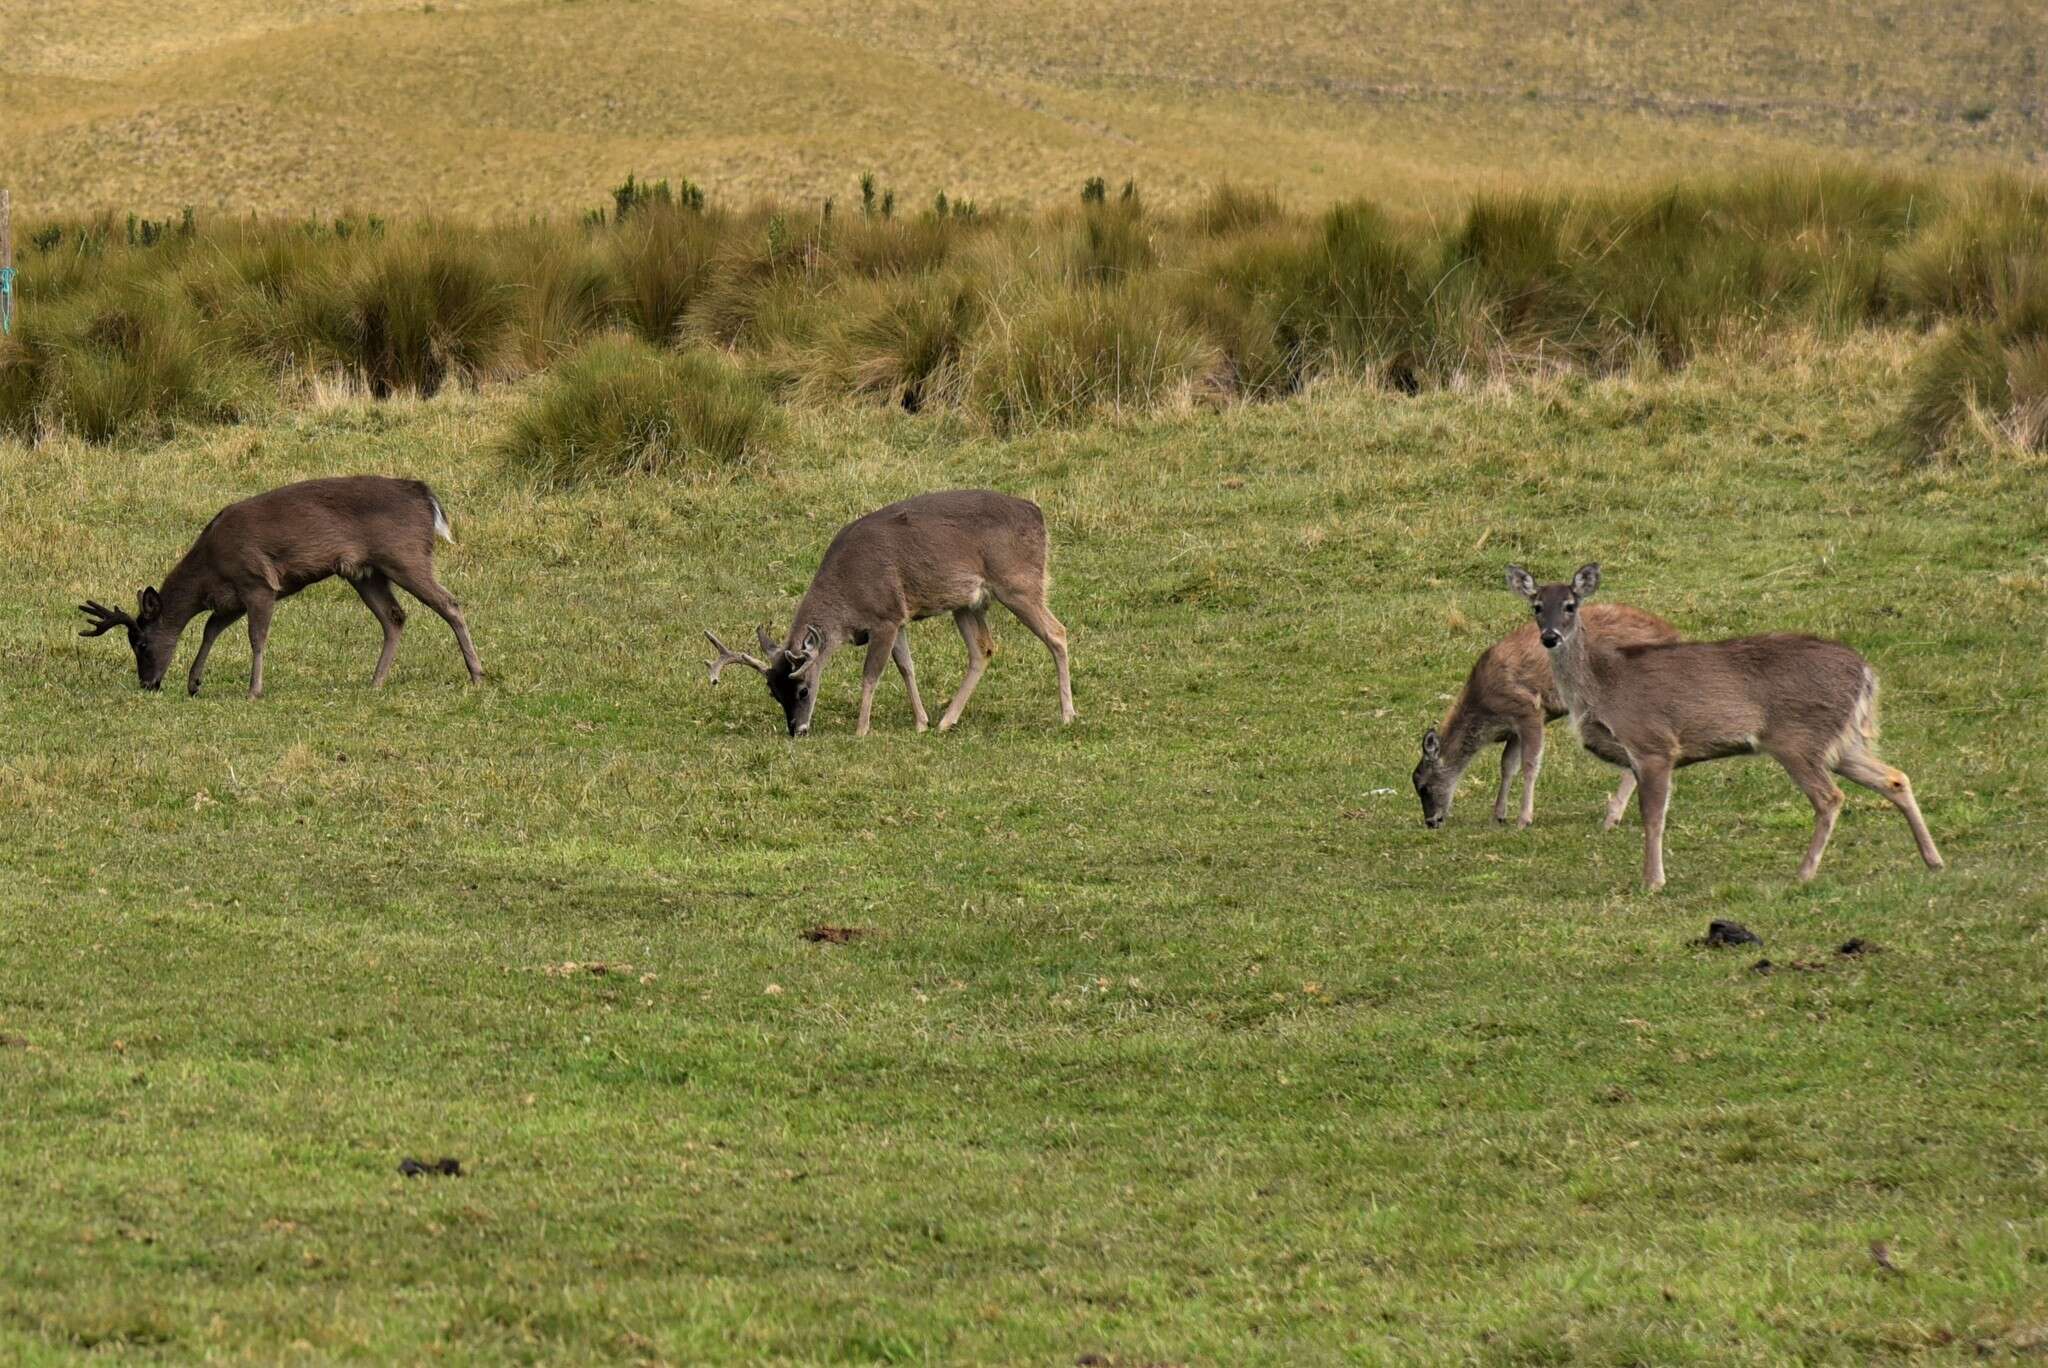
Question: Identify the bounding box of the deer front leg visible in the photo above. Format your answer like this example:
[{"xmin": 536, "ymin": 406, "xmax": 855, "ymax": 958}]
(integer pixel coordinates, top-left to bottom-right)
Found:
[
  {"xmin": 1602, "ymin": 768, "xmax": 1638, "ymax": 831},
  {"xmin": 186, "ymin": 608, "xmax": 244, "ymax": 696},
  {"xmin": 855, "ymin": 625, "xmax": 898, "ymax": 737},
  {"xmin": 892, "ymin": 633, "xmax": 929, "ymax": 732},
  {"xmin": 1514, "ymin": 719, "xmax": 1545, "ymax": 830},
  {"xmin": 244, "ymin": 592, "xmax": 277, "ymax": 699},
  {"xmin": 1493, "ymin": 735, "xmax": 1523, "ymax": 824},
  {"xmin": 1634, "ymin": 758, "xmax": 1673, "ymax": 891}
]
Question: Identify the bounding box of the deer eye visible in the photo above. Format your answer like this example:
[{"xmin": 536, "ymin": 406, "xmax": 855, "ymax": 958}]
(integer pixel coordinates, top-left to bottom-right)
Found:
[
  {"xmin": 1564, "ymin": 601, "xmax": 1577, "ymax": 614},
  {"xmin": 1530, "ymin": 605, "xmax": 1540, "ymax": 615}
]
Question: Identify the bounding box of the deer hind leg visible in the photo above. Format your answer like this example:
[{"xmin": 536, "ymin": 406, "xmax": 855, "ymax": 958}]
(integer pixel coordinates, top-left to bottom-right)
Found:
[
  {"xmin": 1634, "ymin": 757, "xmax": 1674, "ymax": 891},
  {"xmin": 1833, "ymin": 746, "xmax": 1945, "ymax": 871},
  {"xmin": 937, "ymin": 608, "xmax": 993, "ymax": 732},
  {"xmin": 891, "ymin": 632, "xmax": 929, "ymax": 732},
  {"xmin": 352, "ymin": 571, "xmax": 408, "ymax": 687},
  {"xmin": 383, "ymin": 560, "xmax": 483, "ymax": 684},
  {"xmin": 244, "ymin": 591, "xmax": 277, "ymax": 699},
  {"xmin": 186, "ymin": 608, "xmax": 244, "ymax": 697},
  {"xmin": 1779, "ymin": 753, "xmax": 1846, "ymax": 883},
  {"xmin": 856, "ymin": 624, "xmax": 899, "ymax": 737},
  {"xmin": 1514, "ymin": 718, "xmax": 1546, "ymax": 830},
  {"xmin": 1493, "ymin": 735, "xmax": 1522, "ymax": 824},
  {"xmin": 993, "ymin": 584, "xmax": 1074, "ymax": 724},
  {"xmin": 1603, "ymin": 768, "xmax": 1638, "ymax": 832}
]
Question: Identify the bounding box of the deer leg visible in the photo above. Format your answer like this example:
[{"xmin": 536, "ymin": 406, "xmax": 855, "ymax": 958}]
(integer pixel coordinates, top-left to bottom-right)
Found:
[
  {"xmin": 855, "ymin": 625, "xmax": 897, "ymax": 737},
  {"xmin": 244, "ymin": 591, "xmax": 277, "ymax": 700},
  {"xmin": 937, "ymin": 608, "xmax": 992, "ymax": 732},
  {"xmin": 1833, "ymin": 748, "xmax": 1945, "ymax": 871},
  {"xmin": 1602, "ymin": 768, "xmax": 1638, "ymax": 832},
  {"xmin": 383, "ymin": 562, "xmax": 483, "ymax": 684},
  {"xmin": 993, "ymin": 588, "xmax": 1075, "ymax": 724},
  {"xmin": 1634, "ymin": 758, "xmax": 1674, "ymax": 891},
  {"xmin": 1514, "ymin": 719, "xmax": 1545, "ymax": 830},
  {"xmin": 1493, "ymin": 735, "xmax": 1522, "ymax": 824},
  {"xmin": 351, "ymin": 571, "xmax": 408, "ymax": 687},
  {"xmin": 1777, "ymin": 755, "xmax": 1846, "ymax": 883},
  {"xmin": 892, "ymin": 632, "xmax": 929, "ymax": 732},
  {"xmin": 186, "ymin": 608, "xmax": 244, "ymax": 697}
]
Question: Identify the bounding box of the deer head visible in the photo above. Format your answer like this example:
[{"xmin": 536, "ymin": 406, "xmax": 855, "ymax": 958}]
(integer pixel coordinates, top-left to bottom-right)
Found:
[
  {"xmin": 706, "ymin": 624, "xmax": 825, "ymax": 736},
  {"xmin": 1412, "ymin": 727, "xmax": 1456, "ymax": 828},
  {"xmin": 79, "ymin": 588, "xmax": 173, "ymax": 690},
  {"xmin": 1507, "ymin": 563, "xmax": 1600, "ymax": 650}
]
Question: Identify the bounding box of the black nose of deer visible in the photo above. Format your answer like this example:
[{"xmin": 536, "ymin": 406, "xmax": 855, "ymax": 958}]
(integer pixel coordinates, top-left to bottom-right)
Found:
[
  {"xmin": 1540, "ymin": 630, "xmax": 1561, "ymax": 648},
  {"xmin": 1425, "ymin": 814, "xmax": 1444, "ymax": 829}
]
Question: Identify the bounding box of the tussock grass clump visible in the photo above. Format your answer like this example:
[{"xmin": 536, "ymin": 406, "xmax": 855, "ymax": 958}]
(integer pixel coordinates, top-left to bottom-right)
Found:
[
  {"xmin": 508, "ymin": 235, "xmax": 620, "ymax": 370},
  {"xmin": 607, "ymin": 205, "xmax": 723, "ymax": 346},
  {"xmin": 805, "ymin": 274, "xmax": 982, "ymax": 411},
  {"xmin": 345, "ymin": 236, "xmax": 515, "ymax": 397},
  {"xmin": 1, "ymin": 284, "xmax": 270, "ymax": 442},
  {"xmin": 965, "ymin": 282, "xmax": 1224, "ymax": 429},
  {"xmin": 501, "ymin": 336, "xmax": 776, "ymax": 483}
]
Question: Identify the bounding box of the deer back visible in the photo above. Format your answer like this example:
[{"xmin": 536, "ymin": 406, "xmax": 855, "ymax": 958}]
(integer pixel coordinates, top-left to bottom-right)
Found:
[
  {"xmin": 794, "ymin": 490, "xmax": 1047, "ymax": 639},
  {"xmin": 183, "ymin": 476, "xmax": 444, "ymax": 602}
]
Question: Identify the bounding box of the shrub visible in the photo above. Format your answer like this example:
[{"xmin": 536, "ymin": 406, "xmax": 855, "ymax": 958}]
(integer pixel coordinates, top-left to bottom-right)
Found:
[
  {"xmin": 501, "ymin": 336, "xmax": 776, "ymax": 483},
  {"xmin": 1190, "ymin": 183, "xmax": 1288, "ymax": 238},
  {"xmin": 508, "ymin": 235, "xmax": 620, "ymax": 370},
  {"xmin": 1308, "ymin": 200, "xmax": 1429, "ymax": 385},
  {"xmin": 1175, "ymin": 229, "xmax": 1319, "ymax": 398},
  {"xmin": 964, "ymin": 282, "xmax": 1223, "ymax": 430}
]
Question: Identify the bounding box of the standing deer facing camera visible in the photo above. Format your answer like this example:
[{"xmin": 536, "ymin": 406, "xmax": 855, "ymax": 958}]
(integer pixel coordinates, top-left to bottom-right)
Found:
[
  {"xmin": 79, "ymin": 476, "xmax": 483, "ymax": 698},
  {"xmin": 706, "ymin": 489, "xmax": 1075, "ymax": 737},
  {"xmin": 1506, "ymin": 562, "xmax": 1943, "ymax": 889}
]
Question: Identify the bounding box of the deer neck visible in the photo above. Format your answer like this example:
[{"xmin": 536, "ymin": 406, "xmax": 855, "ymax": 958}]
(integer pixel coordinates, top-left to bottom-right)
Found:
[
  {"xmin": 1435, "ymin": 693, "xmax": 1495, "ymax": 776},
  {"xmin": 1546, "ymin": 626, "xmax": 1605, "ymax": 719}
]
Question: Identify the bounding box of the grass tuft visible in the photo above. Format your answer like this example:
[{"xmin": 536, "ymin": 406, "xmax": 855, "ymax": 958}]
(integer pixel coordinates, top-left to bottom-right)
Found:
[{"xmin": 500, "ymin": 335, "xmax": 776, "ymax": 483}]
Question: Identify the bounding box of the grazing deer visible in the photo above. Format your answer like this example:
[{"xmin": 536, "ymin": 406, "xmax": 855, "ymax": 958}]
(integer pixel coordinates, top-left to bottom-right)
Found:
[
  {"xmin": 79, "ymin": 476, "xmax": 483, "ymax": 698},
  {"xmin": 1413, "ymin": 604, "xmax": 1678, "ymax": 830},
  {"xmin": 705, "ymin": 489, "xmax": 1074, "ymax": 737},
  {"xmin": 1506, "ymin": 562, "xmax": 1944, "ymax": 889}
]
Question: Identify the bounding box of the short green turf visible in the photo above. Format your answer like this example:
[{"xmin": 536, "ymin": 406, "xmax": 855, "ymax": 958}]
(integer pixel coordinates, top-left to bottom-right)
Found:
[{"xmin": 2, "ymin": 335, "xmax": 2043, "ymax": 1361}]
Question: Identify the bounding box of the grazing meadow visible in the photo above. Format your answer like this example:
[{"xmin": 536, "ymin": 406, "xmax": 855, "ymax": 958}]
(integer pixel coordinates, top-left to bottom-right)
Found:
[
  {"xmin": 3, "ymin": 328, "xmax": 2045, "ymax": 1359},
  {"xmin": 6, "ymin": 2, "xmax": 2048, "ymax": 1361}
]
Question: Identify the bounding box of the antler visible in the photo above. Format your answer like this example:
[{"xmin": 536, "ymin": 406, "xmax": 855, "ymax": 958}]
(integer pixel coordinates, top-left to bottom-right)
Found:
[
  {"xmin": 77, "ymin": 600, "xmax": 136, "ymax": 638},
  {"xmin": 704, "ymin": 629, "xmax": 771, "ymax": 684}
]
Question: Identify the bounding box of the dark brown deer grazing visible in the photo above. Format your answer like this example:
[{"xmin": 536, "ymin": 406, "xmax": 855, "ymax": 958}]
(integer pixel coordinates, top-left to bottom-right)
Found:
[
  {"xmin": 705, "ymin": 489, "xmax": 1074, "ymax": 737},
  {"xmin": 1413, "ymin": 604, "xmax": 1678, "ymax": 830},
  {"xmin": 1507, "ymin": 562, "xmax": 1944, "ymax": 890},
  {"xmin": 78, "ymin": 476, "xmax": 483, "ymax": 698}
]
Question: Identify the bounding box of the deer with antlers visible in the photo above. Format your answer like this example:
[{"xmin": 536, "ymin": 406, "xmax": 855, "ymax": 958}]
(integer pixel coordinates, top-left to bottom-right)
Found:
[
  {"xmin": 78, "ymin": 476, "xmax": 483, "ymax": 698},
  {"xmin": 706, "ymin": 490, "xmax": 1075, "ymax": 737},
  {"xmin": 1507, "ymin": 562, "xmax": 1944, "ymax": 889}
]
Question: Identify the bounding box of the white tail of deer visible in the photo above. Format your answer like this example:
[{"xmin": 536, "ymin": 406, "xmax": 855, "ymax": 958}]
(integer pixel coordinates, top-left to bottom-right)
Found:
[
  {"xmin": 1507, "ymin": 562, "xmax": 1943, "ymax": 890},
  {"xmin": 707, "ymin": 490, "xmax": 1075, "ymax": 737}
]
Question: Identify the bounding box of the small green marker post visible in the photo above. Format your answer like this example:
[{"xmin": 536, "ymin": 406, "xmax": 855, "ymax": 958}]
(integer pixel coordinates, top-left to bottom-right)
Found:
[{"xmin": 1, "ymin": 188, "xmax": 14, "ymax": 335}]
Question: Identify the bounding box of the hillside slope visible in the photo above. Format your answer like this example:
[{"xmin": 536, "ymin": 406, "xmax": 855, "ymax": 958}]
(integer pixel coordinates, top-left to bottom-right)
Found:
[{"xmin": 6, "ymin": 0, "xmax": 2043, "ymax": 217}]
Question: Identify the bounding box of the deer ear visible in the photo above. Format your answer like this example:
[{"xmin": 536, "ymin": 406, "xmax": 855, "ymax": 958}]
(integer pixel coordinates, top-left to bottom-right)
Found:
[
  {"xmin": 1572, "ymin": 563, "xmax": 1602, "ymax": 597},
  {"xmin": 138, "ymin": 586, "xmax": 162, "ymax": 619},
  {"xmin": 1505, "ymin": 564, "xmax": 1537, "ymax": 600},
  {"xmin": 1422, "ymin": 729, "xmax": 1441, "ymax": 759},
  {"xmin": 800, "ymin": 624, "xmax": 823, "ymax": 654}
]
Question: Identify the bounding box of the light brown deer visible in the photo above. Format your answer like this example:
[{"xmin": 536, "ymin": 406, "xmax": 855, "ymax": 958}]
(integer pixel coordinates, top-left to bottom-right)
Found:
[
  {"xmin": 705, "ymin": 489, "xmax": 1074, "ymax": 737},
  {"xmin": 1507, "ymin": 562, "xmax": 1944, "ymax": 889},
  {"xmin": 1413, "ymin": 604, "xmax": 1678, "ymax": 830},
  {"xmin": 79, "ymin": 476, "xmax": 483, "ymax": 698}
]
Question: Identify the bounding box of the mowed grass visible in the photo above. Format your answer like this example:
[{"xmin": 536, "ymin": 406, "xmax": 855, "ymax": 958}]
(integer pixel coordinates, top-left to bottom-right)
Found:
[
  {"xmin": 1, "ymin": 336, "xmax": 2045, "ymax": 1361},
  {"xmin": 8, "ymin": 0, "xmax": 2043, "ymax": 217}
]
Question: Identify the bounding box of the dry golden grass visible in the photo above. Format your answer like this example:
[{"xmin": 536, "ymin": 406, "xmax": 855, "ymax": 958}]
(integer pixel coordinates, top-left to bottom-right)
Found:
[{"xmin": 8, "ymin": 0, "xmax": 2043, "ymax": 218}]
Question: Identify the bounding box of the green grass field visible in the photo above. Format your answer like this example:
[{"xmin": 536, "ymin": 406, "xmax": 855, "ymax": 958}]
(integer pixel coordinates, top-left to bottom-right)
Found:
[{"xmin": 3, "ymin": 333, "xmax": 2044, "ymax": 1360}]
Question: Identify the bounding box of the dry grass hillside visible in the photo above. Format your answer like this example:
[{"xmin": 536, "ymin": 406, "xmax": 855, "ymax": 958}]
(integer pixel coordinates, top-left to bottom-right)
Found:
[{"xmin": 6, "ymin": 0, "xmax": 2043, "ymax": 217}]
